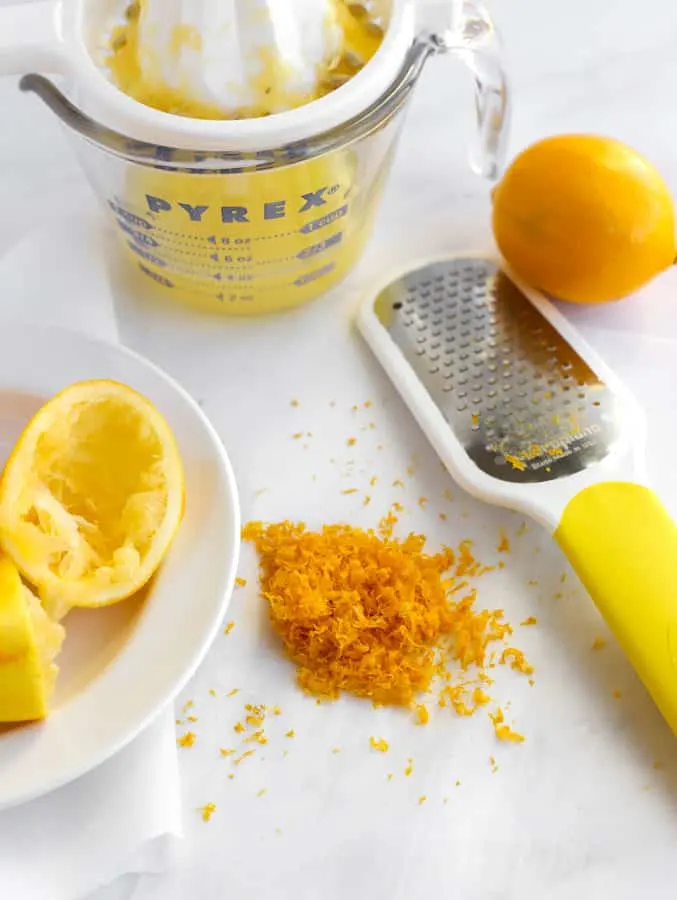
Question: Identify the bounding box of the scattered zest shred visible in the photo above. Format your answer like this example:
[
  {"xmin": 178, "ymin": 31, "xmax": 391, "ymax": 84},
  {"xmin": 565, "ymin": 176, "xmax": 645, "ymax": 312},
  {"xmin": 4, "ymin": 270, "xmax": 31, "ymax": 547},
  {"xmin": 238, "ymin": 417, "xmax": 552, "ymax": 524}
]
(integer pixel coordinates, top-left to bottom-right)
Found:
[
  {"xmin": 418, "ymin": 796, "xmax": 427, "ymax": 805},
  {"xmin": 404, "ymin": 759, "xmax": 414, "ymax": 777},
  {"xmin": 245, "ymin": 704, "xmax": 266, "ymax": 727},
  {"xmin": 224, "ymin": 621, "xmax": 236, "ymax": 635},
  {"xmin": 199, "ymin": 803, "xmax": 216, "ymax": 822},
  {"xmin": 235, "ymin": 577, "xmax": 247, "ymax": 588},
  {"xmin": 177, "ymin": 731, "xmax": 196, "ymax": 748},
  {"xmin": 415, "ymin": 704, "xmax": 429, "ymax": 726},
  {"xmin": 500, "ymin": 648, "xmax": 534, "ymax": 675},
  {"xmin": 220, "ymin": 748, "xmax": 235, "ymax": 757},
  {"xmin": 490, "ymin": 708, "xmax": 525, "ymax": 743},
  {"xmin": 497, "ymin": 531, "xmax": 510, "ymax": 553},
  {"xmin": 227, "ymin": 688, "xmax": 240, "ymax": 697},
  {"xmin": 591, "ymin": 637, "xmax": 607, "ymax": 651},
  {"xmin": 234, "ymin": 749, "xmax": 256, "ymax": 765},
  {"xmin": 285, "ymin": 729, "xmax": 295, "ymax": 738},
  {"xmin": 520, "ymin": 616, "xmax": 538, "ymax": 626},
  {"xmin": 369, "ymin": 737, "xmax": 389, "ymax": 752}
]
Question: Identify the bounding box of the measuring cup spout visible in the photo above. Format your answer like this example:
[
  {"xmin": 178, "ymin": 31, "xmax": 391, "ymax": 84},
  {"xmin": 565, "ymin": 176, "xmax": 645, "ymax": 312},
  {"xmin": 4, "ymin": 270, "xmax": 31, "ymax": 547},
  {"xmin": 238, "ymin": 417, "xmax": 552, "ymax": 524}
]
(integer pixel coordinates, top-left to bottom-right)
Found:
[{"xmin": 0, "ymin": 0, "xmax": 69, "ymax": 77}]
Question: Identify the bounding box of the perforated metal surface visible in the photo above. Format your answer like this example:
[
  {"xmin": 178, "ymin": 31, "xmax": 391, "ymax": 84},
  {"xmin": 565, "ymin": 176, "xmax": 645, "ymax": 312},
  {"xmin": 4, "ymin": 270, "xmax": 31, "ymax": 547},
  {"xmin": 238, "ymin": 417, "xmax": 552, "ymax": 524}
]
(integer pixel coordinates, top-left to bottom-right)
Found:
[{"xmin": 374, "ymin": 259, "xmax": 622, "ymax": 483}]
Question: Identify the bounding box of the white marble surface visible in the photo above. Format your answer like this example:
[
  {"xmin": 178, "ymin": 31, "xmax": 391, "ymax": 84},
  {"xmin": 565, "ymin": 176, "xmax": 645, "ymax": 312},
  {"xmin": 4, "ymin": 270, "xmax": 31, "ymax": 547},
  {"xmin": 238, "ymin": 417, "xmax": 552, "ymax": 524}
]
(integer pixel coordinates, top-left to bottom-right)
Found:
[{"xmin": 3, "ymin": 0, "xmax": 677, "ymax": 897}]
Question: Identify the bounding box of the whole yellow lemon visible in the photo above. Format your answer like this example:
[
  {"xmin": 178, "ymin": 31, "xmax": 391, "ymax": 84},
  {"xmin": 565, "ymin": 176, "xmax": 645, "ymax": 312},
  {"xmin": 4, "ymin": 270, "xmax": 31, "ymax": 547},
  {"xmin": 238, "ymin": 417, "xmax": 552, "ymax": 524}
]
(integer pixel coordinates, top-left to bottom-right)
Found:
[{"xmin": 491, "ymin": 134, "xmax": 676, "ymax": 303}]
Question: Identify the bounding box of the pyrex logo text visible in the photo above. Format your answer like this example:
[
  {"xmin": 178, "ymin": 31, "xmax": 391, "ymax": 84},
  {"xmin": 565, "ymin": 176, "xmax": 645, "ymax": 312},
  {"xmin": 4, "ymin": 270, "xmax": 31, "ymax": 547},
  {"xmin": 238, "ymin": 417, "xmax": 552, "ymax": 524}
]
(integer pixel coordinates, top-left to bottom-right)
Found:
[{"xmin": 145, "ymin": 187, "xmax": 332, "ymax": 223}]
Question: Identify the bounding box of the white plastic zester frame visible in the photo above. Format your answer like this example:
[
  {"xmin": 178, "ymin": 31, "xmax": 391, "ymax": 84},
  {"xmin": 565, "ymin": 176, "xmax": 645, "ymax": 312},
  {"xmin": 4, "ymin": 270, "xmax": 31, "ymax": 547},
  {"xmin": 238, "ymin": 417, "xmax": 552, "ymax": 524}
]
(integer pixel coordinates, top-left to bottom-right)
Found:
[
  {"xmin": 358, "ymin": 253, "xmax": 677, "ymax": 741},
  {"xmin": 357, "ymin": 252, "xmax": 648, "ymax": 535},
  {"xmin": 0, "ymin": 0, "xmax": 416, "ymax": 151}
]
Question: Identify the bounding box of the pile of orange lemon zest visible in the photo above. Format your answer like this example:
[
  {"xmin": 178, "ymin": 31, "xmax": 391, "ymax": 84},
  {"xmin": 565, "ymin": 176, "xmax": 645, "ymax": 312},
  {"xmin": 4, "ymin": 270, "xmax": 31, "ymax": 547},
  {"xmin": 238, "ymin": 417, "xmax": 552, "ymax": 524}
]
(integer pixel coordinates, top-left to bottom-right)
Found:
[
  {"xmin": 177, "ymin": 732, "xmax": 196, "ymax": 748},
  {"xmin": 243, "ymin": 518, "xmax": 529, "ymax": 716},
  {"xmin": 235, "ymin": 577, "xmax": 247, "ymax": 588},
  {"xmin": 490, "ymin": 707, "xmax": 525, "ymax": 743},
  {"xmin": 520, "ymin": 616, "xmax": 538, "ymax": 626},
  {"xmin": 370, "ymin": 737, "xmax": 389, "ymax": 752},
  {"xmin": 500, "ymin": 648, "xmax": 534, "ymax": 675},
  {"xmin": 497, "ymin": 531, "xmax": 510, "ymax": 553},
  {"xmin": 224, "ymin": 621, "xmax": 235, "ymax": 635},
  {"xmin": 591, "ymin": 637, "xmax": 607, "ymax": 651},
  {"xmin": 234, "ymin": 749, "xmax": 256, "ymax": 765},
  {"xmin": 415, "ymin": 704, "xmax": 430, "ymax": 726},
  {"xmin": 285, "ymin": 729, "xmax": 295, "ymax": 738},
  {"xmin": 200, "ymin": 803, "xmax": 216, "ymax": 822}
]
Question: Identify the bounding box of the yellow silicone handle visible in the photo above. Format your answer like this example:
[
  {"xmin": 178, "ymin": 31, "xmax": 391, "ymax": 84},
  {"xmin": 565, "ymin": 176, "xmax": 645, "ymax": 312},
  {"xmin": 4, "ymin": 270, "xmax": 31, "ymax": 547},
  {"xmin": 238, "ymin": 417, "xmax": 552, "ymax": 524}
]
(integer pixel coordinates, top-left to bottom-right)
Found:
[{"xmin": 555, "ymin": 482, "xmax": 677, "ymax": 735}]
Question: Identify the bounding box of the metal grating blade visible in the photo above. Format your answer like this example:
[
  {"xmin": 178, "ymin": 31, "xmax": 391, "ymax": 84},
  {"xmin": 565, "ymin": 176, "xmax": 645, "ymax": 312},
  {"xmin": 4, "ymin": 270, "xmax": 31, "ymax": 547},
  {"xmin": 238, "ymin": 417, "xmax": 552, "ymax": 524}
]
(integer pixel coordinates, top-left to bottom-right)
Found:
[{"xmin": 373, "ymin": 259, "xmax": 623, "ymax": 484}]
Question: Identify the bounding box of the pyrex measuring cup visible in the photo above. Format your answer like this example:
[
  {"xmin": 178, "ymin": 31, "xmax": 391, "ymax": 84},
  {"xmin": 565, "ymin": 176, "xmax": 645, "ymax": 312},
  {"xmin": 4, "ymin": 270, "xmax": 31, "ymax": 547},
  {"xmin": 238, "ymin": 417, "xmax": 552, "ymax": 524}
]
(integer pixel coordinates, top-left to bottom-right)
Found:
[{"xmin": 0, "ymin": 0, "xmax": 509, "ymax": 316}]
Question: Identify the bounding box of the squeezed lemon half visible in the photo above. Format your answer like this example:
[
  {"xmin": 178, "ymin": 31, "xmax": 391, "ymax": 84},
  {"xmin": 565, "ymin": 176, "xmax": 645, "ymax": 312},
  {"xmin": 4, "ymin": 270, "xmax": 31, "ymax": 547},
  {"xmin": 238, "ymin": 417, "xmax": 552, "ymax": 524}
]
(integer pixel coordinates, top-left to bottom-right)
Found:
[{"xmin": 0, "ymin": 380, "xmax": 185, "ymax": 620}]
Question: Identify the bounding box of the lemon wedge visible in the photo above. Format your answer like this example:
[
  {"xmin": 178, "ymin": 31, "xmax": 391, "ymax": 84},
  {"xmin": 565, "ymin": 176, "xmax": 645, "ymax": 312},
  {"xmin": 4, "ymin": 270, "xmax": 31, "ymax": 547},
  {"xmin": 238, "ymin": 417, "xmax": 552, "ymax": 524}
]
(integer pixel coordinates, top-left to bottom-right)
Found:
[
  {"xmin": 0, "ymin": 554, "xmax": 64, "ymax": 722},
  {"xmin": 0, "ymin": 380, "xmax": 184, "ymax": 618}
]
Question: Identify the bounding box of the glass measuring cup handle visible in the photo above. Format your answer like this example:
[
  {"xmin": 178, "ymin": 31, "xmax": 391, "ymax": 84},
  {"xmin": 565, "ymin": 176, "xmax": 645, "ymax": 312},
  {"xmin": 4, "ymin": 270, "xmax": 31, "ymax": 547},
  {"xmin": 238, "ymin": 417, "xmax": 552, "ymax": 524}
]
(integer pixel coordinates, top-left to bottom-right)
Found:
[{"xmin": 423, "ymin": 0, "xmax": 510, "ymax": 180}]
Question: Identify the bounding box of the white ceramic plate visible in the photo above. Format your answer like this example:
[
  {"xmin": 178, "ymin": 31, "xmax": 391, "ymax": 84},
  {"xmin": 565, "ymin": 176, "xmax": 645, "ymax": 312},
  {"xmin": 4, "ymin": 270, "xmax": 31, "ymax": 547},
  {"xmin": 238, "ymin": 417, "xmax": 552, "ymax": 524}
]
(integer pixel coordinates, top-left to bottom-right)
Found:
[{"xmin": 0, "ymin": 323, "xmax": 240, "ymax": 811}]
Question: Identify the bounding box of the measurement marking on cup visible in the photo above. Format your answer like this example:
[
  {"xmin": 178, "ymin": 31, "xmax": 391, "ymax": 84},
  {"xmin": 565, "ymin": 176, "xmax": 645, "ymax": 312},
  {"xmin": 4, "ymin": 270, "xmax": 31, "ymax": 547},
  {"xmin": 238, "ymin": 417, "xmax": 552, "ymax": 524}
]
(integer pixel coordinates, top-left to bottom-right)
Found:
[
  {"xmin": 109, "ymin": 202, "xmax": 154, "ymax": 231},
  {"xmin": 294, "ymin": 264, "xmax": 336, "ymax": 287},
  {"xmin": 297, "ymin": 232, "xmax": 343, "ymax": 259},
  {"xmin": 138, "ymin": 264, "xmax": 175, "ymax": 288},
  {"xmin": 118, "ymin": 221, "xmax": 159, "ymax": 247},
  {"xmin": 127, "ymin": 243, "xmax": 167, "ymax": 267},
  {"xmin": 300, "ymin": 206, "xmax": 348, "ymax": 234}
]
